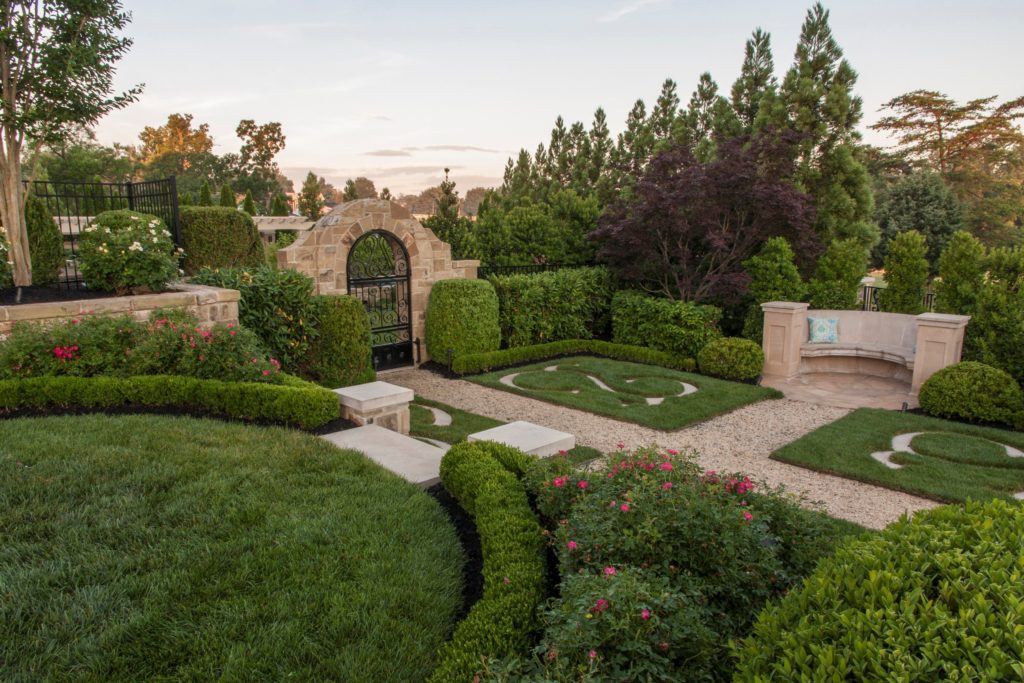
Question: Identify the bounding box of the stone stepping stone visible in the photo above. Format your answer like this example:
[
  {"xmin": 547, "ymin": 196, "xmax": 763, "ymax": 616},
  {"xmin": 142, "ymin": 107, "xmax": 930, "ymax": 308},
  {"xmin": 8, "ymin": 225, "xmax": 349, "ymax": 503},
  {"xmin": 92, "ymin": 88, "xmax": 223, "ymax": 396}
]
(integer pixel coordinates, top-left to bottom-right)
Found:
[
  {"xmin": 416, "ymin": 436, "xmax": 450, "ymax": 449},
  {"xmin": 321, "ymin": 424, "xmax": 447, "ymax": 487},
  {"xmin": 469, "ymin": 421, "xmax": 575, "ymax": 457},
  {"xmin": 425, "ymin": 406, "xmax": 452, "ymax": 426}
]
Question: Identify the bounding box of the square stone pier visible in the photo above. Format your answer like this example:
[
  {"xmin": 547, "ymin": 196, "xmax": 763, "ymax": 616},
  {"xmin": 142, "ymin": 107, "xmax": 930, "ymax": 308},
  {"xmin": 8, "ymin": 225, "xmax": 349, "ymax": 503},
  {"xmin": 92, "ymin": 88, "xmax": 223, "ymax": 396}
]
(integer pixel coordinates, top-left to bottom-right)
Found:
[{"xmin": 333, "ymin": 381, "xmax": 414, "ymax": 434}]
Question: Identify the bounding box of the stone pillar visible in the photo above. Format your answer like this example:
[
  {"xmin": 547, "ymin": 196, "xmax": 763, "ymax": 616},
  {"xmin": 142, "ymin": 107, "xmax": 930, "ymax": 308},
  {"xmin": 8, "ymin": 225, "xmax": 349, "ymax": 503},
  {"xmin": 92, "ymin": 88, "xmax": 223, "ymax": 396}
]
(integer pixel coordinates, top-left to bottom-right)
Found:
[
  {"xmin": 911, "ymin": 313, "xmax": 971, "ymax": 395},
  {"xmin": 761, "ymin": 302, "xmax": 809, "ymax": 380}
]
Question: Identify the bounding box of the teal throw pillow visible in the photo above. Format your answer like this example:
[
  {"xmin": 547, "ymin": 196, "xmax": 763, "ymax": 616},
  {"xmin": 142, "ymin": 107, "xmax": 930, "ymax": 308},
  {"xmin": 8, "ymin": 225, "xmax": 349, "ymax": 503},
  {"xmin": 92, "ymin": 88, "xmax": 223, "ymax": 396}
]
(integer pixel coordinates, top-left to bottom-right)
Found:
[{"xmin": 808, "ymin": 316, "xmax": 839, "ymax": 343}]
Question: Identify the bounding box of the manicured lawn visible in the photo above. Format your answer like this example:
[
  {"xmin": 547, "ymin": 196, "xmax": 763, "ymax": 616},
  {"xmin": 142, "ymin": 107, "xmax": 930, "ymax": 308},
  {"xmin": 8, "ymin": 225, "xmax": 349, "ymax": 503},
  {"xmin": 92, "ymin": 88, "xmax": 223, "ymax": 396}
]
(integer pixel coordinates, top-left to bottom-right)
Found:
[
  {"xmin": 469, "ymin": 355, "xmax": 780, "ymax": 430},
  {"xmin": 410, "ymin": 396, "xmax": 603, "ymax": 462},
  {"xmin": 772, "ymin": 408, "xmax": 1024, "ymax": 503},
  {"xmin": 0, "ymin": 414, "xmax": 463, "ymax": 682}
]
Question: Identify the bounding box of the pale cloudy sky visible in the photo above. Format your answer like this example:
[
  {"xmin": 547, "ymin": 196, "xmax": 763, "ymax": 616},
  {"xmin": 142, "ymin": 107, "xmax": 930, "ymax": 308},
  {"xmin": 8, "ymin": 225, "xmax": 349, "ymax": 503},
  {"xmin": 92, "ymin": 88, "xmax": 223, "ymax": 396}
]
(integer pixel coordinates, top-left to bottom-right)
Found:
[{"xmin": 94, "ymin": 0, "xmax": 1024, "ymax": 195}]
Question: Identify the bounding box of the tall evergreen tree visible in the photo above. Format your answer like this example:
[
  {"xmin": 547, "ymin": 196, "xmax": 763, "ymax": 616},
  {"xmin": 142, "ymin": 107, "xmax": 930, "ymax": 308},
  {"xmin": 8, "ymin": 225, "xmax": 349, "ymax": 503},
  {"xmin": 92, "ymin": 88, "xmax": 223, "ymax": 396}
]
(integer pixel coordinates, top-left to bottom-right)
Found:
[
  {"xmin": 241, "ymin": 189, "xmax": 257, "ymax": 216},
  {"xmin": 298, "ymin": 171, "xmax": 324, "ymax": 221},
  {"xmin": 648, "ymin": 79, "xmax": 681, "ymax": 148},
  {"xmin": 610, "ymin": 99, "xmax": 652, "ymax": 194},
  {"xmin": 179, "ymin": 192, "xmax": 194, "ymax": 206},
  {"xmin": 422, "ymin": 169, "xmax": 478, "ymax": 260},
  {"xmin": 219, "ymin": 183, "xmax": 235, "ymax": 208},
  {"xmin": 270, "ymin": 194, "xmax": 290, "ymax": 216},
  {"xmin": 342, "ymin": 179, "xmax": 359, "ymax": 202},
  {"xmin": 731, "ymin": 28, "xmax": 776, "ymax": 131},
  {"xmin": 682, "ymin": 73, "xmax": 740, "ymax": 161},
  {"xmin": 198, "ymin": 180, "xmax": 213, "ymax": 206}
]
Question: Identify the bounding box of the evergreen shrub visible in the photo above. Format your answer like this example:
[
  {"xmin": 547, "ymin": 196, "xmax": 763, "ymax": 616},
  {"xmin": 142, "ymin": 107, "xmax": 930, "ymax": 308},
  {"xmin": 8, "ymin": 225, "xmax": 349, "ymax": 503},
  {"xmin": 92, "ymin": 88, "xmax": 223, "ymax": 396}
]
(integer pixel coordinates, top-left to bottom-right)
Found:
[
  {"xmin": 429, "ymin": 441, "xmax": 546, "ymax": 683},
  {"xmin": 741, "ymin": 237, "xmax": 806, "ymax": 341},
  {"xmin": 77, "ymin": 210, "xmax": 180, "ymax": 294},
  {"xmin": 611, "ymin": 291, "xmax": 721, "ymax": 359},
  {"xmin": 179, "ymin": 206, "xmax": 264, "ymax": 274},
  {"xmin": 191, "ymin": 265, "xmax": 317, "ymax": 372},
  {"xmin": 425, "ymin": 279, "xmax": 500, "ymax": 366},
  {"xmin": 878, "ymin": 230, "xmax": 929, "ymax": 314},
  {"xmin": 489, "ymin": 267, "xmax": 614, "ymax": 347},
  {"xmin": 301, "ymin": 295, "xmax": 375, "ymax": 387},
  {"xmin": 807, "ymin": 239, "xmax": 868, "ymax": 309},
  {"xmin": 734, "ymin": 499, "xmax": 1024, "ymax": 681},
  {"xmin": 450, "ymin": 339, "xmax": 696, "ymax": 376},
  {"xmin": 25, "ymin": 194, "xmax": 65, "ymax": 286},
  {"xmin": 697, "ymin": 337, "xmax": 764, "ymax": 381},
  {"xmin": 934, "ymin": 230, "xmax": 985, "ymax": 315},
  {"xmin": 918, "ymin": 361, "xmax": 1023, "ymax": 428}
]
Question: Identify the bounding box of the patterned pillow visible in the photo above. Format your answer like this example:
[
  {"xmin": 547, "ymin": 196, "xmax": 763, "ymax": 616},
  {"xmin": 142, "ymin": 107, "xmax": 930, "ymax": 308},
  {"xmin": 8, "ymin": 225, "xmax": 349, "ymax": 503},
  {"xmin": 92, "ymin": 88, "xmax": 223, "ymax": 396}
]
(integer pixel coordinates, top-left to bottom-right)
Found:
[{"xmin": 808, "ymin": 316, "xmax": 839, "ymax": 343}]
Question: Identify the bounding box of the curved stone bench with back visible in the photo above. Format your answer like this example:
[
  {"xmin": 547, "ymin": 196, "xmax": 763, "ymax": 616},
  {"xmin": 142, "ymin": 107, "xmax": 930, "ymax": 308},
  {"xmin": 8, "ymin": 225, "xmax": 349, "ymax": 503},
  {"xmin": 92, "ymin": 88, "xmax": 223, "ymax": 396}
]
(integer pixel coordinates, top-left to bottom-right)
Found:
[{"xmin": 760, "ymin": 302, "xmax": 970, "ymax": 396}]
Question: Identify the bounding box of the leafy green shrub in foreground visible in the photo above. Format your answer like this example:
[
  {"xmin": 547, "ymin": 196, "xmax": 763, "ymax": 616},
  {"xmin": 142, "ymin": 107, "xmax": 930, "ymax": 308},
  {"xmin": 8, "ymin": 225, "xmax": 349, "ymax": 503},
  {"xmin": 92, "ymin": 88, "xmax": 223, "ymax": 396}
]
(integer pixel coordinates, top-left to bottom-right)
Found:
[
  {"xmin": 488, "ymin": 267, "xmax": 614, "ymax": 347},
  {"xmin": 191, "ymin": 265, "xmax": 317, "ymax": 372},
  {"xmin": 450, "ymin": 339, "xmax": 696, "ymax": 375},
  {"xmin": 0, "ymin": 373, "xmax": 338, "ymax": 429},
  {"xmin": 611, "ymin": 290, "xmax": 721, "ymax": 359},
  {"xmin": 425, "ymin": 278, "xmax": 500, "ymax": 367},
  {"xmin": 179, "ymin": 206, "xmax": 264, "ymax": 274},
  {"xmin": 78, "ymin": 210, "xmax": 180, "ymax": 294},
  {"xmin": 301, "ymin": 295, "xmax": 375, "ymax": 387},
  {"xmin": 25, "ymin": 194, "xmax": 65, "ymax": 286},
  {"xmin": 697, "ymin": 336, "xmax": 764, "ymax": 381},
  {"xmin": 430, "ymin": 441, "xmax": 545, "ymax": 683},
  {"xmin": 734, "ymin": 499, "xmax": 1024, "ymax": 681},
  {"xmin": 918, "ymin": 361, "xmax": 1023, "ymax": 428}
]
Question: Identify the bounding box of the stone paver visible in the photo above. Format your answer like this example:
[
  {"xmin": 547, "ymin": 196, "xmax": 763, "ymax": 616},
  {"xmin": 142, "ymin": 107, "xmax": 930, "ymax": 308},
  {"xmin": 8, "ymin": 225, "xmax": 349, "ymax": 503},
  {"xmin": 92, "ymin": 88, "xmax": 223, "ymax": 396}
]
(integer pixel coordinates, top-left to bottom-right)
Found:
[
  {"xmin": 469, "ymin": 420, "xmax": 575, "ymax": 457},
  {"xmin": 388, "ymin": 368, "xmax": 940, "ymax": 529},
  {"xmin": 321, "ymin": 423, "xmax": 447, "ymax": 487},
  {"xmin": 762, "ymin": 372, "xmax": 916, "ymax": 410}
]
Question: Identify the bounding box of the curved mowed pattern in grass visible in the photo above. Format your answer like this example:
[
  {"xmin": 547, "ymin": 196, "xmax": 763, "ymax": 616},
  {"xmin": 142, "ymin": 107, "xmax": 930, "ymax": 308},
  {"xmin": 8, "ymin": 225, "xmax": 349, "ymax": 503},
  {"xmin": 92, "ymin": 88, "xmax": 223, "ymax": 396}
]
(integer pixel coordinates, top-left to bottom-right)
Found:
[{"xmin": 0, "ymin": 415, "xmax": 463, "ymax": 682}]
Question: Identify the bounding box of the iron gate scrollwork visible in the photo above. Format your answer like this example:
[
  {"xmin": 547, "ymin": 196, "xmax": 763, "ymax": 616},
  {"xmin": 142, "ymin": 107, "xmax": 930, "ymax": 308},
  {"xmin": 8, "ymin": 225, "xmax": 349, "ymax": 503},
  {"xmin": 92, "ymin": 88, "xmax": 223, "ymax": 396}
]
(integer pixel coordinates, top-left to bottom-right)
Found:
[{"xmin": 347, "ymin": 231, "xmax": 413, "ymax": 370}]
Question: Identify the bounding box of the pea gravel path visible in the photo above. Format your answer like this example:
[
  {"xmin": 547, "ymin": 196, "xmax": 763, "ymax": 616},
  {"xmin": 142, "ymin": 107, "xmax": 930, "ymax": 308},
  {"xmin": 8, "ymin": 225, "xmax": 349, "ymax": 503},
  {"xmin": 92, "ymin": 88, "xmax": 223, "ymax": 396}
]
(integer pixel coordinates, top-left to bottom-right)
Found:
[{"xmin": 388, "ymin": 368, "xmax": 939, "ymax": 529}]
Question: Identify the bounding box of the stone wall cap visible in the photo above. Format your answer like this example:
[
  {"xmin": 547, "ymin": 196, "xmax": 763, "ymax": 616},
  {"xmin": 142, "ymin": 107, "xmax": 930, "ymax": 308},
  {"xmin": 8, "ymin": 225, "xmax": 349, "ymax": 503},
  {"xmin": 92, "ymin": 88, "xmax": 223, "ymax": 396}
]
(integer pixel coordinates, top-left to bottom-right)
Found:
[
  {"xmin": 451, "ymin": 259, "xmax": 481, "ymax": 267},
  {"xmin": 761, "ymin": 301, "xmax": 809, "ymax": 312},
  {"xmin": 916, "ymin": 312, "xmax": 971, "ymax": 327},
  {"xmin": 334, "ymin": 381, "xmax": 414, "ymax": 411}
]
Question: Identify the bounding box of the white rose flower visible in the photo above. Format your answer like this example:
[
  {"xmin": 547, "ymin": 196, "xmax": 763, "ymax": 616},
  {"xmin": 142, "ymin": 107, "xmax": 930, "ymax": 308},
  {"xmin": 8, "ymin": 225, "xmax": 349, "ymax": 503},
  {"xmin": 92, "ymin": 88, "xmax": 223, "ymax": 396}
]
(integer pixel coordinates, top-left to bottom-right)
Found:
[{"xmin": 128, "ymin": 241, "xmax": 143, "ymax": 252}]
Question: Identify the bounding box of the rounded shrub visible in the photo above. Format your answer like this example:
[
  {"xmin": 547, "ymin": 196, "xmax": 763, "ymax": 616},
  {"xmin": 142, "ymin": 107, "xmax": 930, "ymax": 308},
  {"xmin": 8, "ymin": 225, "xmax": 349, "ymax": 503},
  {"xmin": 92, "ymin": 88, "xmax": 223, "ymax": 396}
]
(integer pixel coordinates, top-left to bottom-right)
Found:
[
  {"xmin": 25, "ymin": 194, "xmax": 65, "ymax": 286},
  {"xmin": 697, "ymin": 336, "xmax": 764, "ymax": 381},
  {"xmin": 734, "ymin": 499, "xmax": 1024, "ymax": 681},
  {"xmin": 425, "ymin": 278, "xmax": 500, "ymax": 367},
  {"xmin": 77, "ymin": 210, "xmax": 180, "ymax": 294},
  {"xmin": 302, "ymin": 295, "xmax": 375, "ymax": 387},
  {"xmin": 179, "ymin": 206, "xmax": 264, "ymax": 274},
  {"xmin": 918, "ymin": 360, "xmax": 1023, "ymax": 427}
]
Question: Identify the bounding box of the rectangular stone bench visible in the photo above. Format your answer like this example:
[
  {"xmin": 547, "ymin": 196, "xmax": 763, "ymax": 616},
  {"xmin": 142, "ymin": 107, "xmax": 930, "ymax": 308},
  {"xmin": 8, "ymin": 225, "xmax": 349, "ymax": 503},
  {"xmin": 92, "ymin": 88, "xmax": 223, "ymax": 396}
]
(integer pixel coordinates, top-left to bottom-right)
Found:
[
  {"xmin": 333, "ymin": 381, "xmax": 414, "ymax": 434},
  {"xmin": 468, "ymin": 421, "xmax": 575, "ymax": 457}
]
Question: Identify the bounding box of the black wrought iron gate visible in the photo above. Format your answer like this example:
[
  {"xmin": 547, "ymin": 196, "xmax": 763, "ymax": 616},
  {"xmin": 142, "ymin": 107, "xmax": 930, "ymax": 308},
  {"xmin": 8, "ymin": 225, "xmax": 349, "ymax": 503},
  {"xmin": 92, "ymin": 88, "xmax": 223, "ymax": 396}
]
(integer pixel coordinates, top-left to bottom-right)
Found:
[{"xmin": 346, "ymin": 231, "xmax": 414, "ymax": 370}]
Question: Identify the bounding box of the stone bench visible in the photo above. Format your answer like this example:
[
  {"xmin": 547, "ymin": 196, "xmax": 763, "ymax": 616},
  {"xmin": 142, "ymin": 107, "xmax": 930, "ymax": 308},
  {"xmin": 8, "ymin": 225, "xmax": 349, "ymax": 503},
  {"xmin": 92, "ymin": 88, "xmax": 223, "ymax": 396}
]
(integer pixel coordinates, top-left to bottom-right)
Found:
[
  {"xmin": 469, "ymin": 421, "xmax": 575, "ymax": 457},
  {"xmin": 761, "ymin": 302, "xmax": 970, "ymax": 395},
  {"xmin": 333, "ymin": 381, "xmax": 414, "ymax": 434}
]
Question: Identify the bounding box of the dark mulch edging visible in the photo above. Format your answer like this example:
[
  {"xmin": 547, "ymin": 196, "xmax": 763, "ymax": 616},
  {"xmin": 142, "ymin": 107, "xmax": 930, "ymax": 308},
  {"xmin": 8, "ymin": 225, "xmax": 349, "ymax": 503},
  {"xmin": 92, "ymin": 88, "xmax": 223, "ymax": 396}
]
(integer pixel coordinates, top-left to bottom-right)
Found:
[
  {"xmin": 0, "ymin": 285, "xmax": 116, "ymax": 306},
  {"xmin": 425, "ymin": 483, "xmax": 484, "ymax": 621}
]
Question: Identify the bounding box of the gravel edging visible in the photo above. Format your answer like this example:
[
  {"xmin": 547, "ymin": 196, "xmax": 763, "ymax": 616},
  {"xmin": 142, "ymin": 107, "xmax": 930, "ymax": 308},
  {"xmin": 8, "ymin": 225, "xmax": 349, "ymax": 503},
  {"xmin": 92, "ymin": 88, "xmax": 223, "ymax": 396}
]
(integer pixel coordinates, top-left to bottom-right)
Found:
[{"xmin": 386, "ymin": 368, "xmax": 939, "ymax": 530}]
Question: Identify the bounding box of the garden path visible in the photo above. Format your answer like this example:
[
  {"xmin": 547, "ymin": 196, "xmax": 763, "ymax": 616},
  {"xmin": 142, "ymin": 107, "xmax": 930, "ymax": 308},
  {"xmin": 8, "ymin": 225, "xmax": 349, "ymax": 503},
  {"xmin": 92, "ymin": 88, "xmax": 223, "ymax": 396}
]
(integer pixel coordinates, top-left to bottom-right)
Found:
[{"xmin": 386, "ymin": 368, "xmax": 939, "ymax": 529}]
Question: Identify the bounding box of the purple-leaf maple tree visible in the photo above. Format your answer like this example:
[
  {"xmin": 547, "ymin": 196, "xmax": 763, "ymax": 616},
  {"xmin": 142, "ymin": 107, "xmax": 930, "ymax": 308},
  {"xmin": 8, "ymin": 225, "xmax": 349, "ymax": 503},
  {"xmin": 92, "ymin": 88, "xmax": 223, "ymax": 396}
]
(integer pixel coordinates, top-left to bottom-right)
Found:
[{"xmin": 591, "ymin": 133, "xmax": 819, "ymax": 303}]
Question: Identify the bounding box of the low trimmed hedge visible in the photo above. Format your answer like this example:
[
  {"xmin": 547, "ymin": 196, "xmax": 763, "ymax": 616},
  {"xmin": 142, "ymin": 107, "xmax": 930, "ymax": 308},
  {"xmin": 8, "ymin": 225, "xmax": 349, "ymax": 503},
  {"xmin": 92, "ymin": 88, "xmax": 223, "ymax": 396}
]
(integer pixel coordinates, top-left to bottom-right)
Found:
[
  {"xmin": 0, "ymin": 373, "xmax": 339, "ymax": 429},
  {"xmin": 697, "ymin": 337, "xmax": 764, "ymax": 381},
  {"xmin": 425, "ymin": 279, "xmax": 501, "ymax": 367},
  {"xmin": 919, "ymin": 361, "xmax": 1024, "ymax": 428},
  {"xmin": 734, "ymin": 499, "xmax": 1024, "ymax": 681},
  {"xmin": 430, "ymin": 441, "xmax": 545, "ymax": 683},
  {"xmin": 450, "ymin": 339, "xmax": 696, "ymax": 376},
  {"xmin": 180, "ymin": 206, "xmax": 264, "ymax": 274}
]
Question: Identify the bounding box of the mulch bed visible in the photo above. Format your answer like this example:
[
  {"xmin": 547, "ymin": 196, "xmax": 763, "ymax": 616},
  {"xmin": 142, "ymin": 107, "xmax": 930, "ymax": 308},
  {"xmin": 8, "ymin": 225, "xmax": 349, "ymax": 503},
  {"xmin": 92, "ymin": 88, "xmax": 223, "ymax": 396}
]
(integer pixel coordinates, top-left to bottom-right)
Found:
[
  {"xmin": 425, "ymin": 483, "xmax": 484, "ymax": 621},
  {"xmin": 0, "ymin": 285, "xmax": 116, "ymax": 306}
]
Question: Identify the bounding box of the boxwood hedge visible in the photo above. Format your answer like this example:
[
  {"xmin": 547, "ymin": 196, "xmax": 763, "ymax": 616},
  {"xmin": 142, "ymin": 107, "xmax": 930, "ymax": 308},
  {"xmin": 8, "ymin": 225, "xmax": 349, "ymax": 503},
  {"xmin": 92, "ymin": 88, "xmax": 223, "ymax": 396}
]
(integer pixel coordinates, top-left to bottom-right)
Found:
[
  {"xmin": 180, "ymin": 206, "xmax": 264, "ymax": 274},
  {"xmin": 425, "ymin": 279, "xmax": 501, "ymax": 367},
  {"xmin": 450, "ymin": 339, "xmax": 696, "ymax": 376},
  {"xmin": 697, "ymin": 337, "xmax": 765, "ymax": 381},
  {"xmin": 919, "ymin": 361, "xmax": 1024, "ymax": 428}
]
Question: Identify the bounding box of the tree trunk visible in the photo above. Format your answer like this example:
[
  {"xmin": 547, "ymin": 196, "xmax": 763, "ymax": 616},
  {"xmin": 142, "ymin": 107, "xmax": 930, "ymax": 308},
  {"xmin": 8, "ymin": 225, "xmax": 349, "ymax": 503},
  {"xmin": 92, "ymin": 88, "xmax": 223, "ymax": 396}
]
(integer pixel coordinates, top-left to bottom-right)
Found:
[{"xmin": 0, "ymin": 138, "xmax": 30, "ymax": 286}]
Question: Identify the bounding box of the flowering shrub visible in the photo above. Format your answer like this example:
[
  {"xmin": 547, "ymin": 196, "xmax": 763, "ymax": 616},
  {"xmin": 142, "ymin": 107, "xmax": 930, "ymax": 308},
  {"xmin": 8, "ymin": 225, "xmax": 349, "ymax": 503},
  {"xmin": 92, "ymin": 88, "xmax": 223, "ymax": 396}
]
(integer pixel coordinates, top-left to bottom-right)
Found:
[
  {"xmin": 77, "ymin": 210, "xmax": 181, "ymax": 294},
  {"xmin": 507, "ymin": 446, "xmax": 853, "ymax": 682},
  {"xmin": 0, "ymin": 310, "xmax": 280, "ymax": 383}
]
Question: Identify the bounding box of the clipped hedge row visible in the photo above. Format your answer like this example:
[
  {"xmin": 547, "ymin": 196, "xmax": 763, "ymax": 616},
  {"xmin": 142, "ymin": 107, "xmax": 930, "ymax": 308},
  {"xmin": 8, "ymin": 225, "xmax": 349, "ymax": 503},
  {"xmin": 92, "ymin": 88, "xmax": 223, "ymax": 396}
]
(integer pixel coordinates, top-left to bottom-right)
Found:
[
  {"xmin": 611, "ymin": 290, "xmax": 722, "ymax": 359},
  {"xmin": 0, "ymin": 373, "xmax": 339, "ymax": 429},
  {"xmin": 488, "ymin": 266, "xmax": 615, "ymax": 348},
  {"xmin": 450, "ymin": 339, "xmax": 696, "ymax": 376},
  {"xmin": 429, "ymin": 441, "xmax": 546, "ymax": 683},
  {"xmin": 734, "ymin": 499, "xmax": 1024, "ymax": 681},
  {"xmin": 301, "ymin": 294, "xmax": 375, "ymax": 388},
  {"xmin": 425, "ymin": 279, "xmax": 501, "ymax": 367},
  {"xmin": 180, "ymin": 206, "xmax": 264, "ymax": 274}
]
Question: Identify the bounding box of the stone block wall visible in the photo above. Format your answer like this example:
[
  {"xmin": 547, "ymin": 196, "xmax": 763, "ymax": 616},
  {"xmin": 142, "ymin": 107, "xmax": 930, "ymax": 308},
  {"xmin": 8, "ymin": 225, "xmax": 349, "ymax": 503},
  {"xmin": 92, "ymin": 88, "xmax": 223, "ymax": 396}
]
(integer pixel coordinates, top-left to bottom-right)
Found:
[{"xmin": 0, "ymin": 283, "xmax": 240, "ymax": 339}]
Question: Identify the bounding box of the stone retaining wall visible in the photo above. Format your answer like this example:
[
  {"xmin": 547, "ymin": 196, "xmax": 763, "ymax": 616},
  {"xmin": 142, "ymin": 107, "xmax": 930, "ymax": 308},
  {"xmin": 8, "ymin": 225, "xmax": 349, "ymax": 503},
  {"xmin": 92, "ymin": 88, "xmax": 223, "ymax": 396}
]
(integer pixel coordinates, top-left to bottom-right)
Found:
[{"xmin": 0, "ymin": 283, "xmax": 240, "ymax": 339}]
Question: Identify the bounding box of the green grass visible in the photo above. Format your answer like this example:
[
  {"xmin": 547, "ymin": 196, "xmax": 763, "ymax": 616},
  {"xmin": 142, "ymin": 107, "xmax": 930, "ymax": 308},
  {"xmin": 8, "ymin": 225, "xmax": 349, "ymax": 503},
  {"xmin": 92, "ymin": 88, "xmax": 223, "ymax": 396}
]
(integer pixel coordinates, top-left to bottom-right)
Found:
[
  {"xmin": 0, "ymin": 414, "xmax": 463, "ymax": 682},
  {"xmin": 772, "ymin": 408, "xmax": 1024, "ymax": 503},
  {"xmin": 469, "ymin": 355, "xmax": 780, "ymax": 430}
]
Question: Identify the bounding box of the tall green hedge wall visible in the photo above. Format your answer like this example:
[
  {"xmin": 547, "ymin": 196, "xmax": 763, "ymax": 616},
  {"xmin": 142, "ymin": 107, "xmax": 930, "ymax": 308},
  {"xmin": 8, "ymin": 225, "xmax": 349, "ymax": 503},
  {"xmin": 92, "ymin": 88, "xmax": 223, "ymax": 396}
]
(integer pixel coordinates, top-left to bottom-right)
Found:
[
  {"xmin": 611, "ymin": 291, "xmax": 722, "ymax": 359},
  {"xmin": 425, "ymin": 279, "xmax": 500, "ymax": 366},
  {"xmin": 180, "ymin": 206, "xmax": 264, "ymax": 274}
]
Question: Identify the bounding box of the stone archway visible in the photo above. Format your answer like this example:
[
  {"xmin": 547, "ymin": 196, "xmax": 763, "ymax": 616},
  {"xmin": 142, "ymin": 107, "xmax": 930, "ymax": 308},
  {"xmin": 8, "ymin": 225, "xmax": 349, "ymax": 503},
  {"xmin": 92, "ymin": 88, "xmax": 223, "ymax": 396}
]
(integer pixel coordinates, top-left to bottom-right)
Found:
[{"xmin": 277, "ymin": 199, "xmax": 479, "ymax": 366}]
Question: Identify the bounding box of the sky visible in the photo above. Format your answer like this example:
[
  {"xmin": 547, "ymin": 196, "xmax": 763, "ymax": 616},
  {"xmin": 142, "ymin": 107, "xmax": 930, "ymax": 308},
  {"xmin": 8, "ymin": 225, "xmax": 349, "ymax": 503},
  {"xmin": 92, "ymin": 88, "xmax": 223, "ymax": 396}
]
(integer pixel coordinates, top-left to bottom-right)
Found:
[{"xmin": 94, "ymin": 0, "xmax": 1024, "ymax": 196}]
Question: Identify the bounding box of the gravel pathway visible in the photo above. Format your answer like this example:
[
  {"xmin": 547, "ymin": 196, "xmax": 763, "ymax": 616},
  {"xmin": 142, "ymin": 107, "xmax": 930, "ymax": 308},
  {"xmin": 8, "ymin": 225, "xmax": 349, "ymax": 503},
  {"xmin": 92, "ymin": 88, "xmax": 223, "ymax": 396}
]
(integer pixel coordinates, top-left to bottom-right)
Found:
[{"xmin": 388, "ymin": 368, "xmax": 939, "ymax": 530}]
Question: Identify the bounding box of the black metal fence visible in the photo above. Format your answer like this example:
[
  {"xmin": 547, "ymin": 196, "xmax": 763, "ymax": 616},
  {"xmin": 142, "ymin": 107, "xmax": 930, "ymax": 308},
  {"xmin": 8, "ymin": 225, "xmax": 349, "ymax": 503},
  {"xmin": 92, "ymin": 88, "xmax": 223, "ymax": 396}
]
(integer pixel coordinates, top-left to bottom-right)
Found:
[
  {"xmin": 859, "ymin": 285, "xmax": 936, "ymax": 312},
  {"xmin": 22, "ymin": 176, "xmax": 180, "ymax": 290},
  {"xmin": 477, "ymin": 263, "xmax": 585, "ymax": 279}
]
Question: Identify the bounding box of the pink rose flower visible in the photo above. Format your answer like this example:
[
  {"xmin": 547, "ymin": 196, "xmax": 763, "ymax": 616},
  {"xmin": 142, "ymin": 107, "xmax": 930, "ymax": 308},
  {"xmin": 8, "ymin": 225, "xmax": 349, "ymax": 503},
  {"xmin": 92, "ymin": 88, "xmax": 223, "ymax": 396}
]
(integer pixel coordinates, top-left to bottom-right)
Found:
[
  {"xmin": 567, "ymin": 540, "xmax": 577, "ymax": 551},
  {"xmin": 577, "ymin": 480, "xmax": 589, "ymax": 489},
  {"xmin": 641, "ymin": 608, "xmax": 651, "ymax": 620},
  {"xmin": 603, "ymin": 566, "xmax": 616, "ymax": 576}
]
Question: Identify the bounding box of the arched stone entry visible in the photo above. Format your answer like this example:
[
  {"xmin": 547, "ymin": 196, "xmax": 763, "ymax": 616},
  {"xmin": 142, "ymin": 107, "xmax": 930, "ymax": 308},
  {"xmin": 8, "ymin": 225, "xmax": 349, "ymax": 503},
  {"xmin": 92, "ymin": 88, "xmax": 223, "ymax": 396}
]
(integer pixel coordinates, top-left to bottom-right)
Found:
[{"xmin": 277, "ymin": 199, "xmax": 479, "ymax": 367}]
